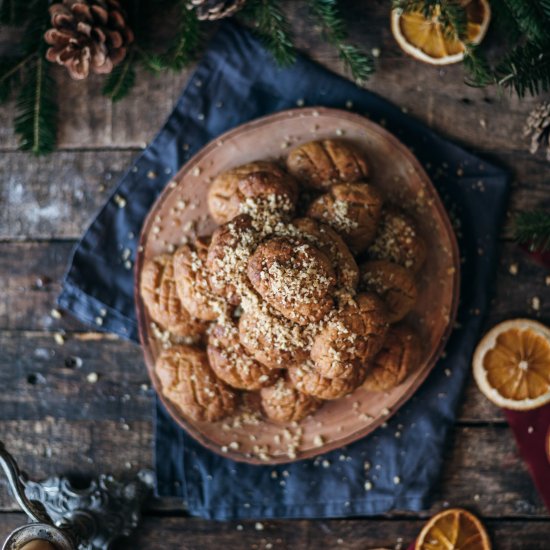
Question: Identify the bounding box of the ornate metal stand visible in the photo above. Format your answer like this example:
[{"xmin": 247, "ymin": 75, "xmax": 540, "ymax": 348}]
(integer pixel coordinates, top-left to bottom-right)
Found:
[{"xmin": 0, "ymin": 442, "xmax": 154, "ymax": 550}]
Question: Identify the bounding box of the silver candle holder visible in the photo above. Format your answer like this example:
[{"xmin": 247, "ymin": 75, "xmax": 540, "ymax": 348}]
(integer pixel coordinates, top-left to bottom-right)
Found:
[{"xmin": 0, "ymin": 442, "xmax": 153, "ymax": 550}]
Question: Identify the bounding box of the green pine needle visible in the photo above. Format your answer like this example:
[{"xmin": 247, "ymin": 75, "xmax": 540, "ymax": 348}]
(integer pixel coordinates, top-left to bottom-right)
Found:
[
  {"xmin": 540, "ymin": 0, "xmax": 550, "ymax": 19},
  {"xmin": 495, "ymin": 43, "xmax": 550, "ymax": 97},
  {"xmin": 161, "ymin": 2, "xmax": 201, "ymax": 70},
  {"xmin": 513, "ymin": 210, "xmax": 550, "ymax": 252},
  {"xmin": 102, "ymin": 51, "xmax": 137, "ymax": 101},
  {"xmin": 239, "ymin": 0, "xmax": 296, "ymax": 67},
  {"xmin": 463, "ymin": 47, "xmax": 495, "ymax": 88},
  {"xmin": 310, "ymin": 0, "xmax": 373, "ymax": 83},
  {"xmin": 14, "ymin": 56, "xmax": 57, "ymax": 155},
  {"xmin": 501, "ymin": 0, "xmax": 550, "ymax": 44}
]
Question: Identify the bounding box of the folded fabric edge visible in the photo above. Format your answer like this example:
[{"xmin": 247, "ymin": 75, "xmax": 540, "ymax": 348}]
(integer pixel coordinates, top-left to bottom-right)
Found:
[
  {"xmin": 58, "ymin": 282, "xmax": 138, "ymax": 341},
  {"xmin": 180, "ymin": 494, "xmax": 428, "ymax": 521}
]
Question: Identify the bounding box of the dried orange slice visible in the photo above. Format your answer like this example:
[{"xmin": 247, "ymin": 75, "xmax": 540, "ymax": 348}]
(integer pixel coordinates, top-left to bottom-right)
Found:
[
  {"xmin": 415, "ymin": 508, "xmax": 491, "ymax": 550},
  {"xmin": 391, "ymin": 0, "xmax": 491, "ymax": 65},
  {"xmin": 472, "ymin": 319, "xmax": 550, "ymax": 411}
]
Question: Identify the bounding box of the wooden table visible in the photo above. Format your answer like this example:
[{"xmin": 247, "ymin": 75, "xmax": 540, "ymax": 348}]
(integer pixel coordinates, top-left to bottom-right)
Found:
[{"xmin": 1, "ymin": 2, "xmax": 549, "ymax": 548}]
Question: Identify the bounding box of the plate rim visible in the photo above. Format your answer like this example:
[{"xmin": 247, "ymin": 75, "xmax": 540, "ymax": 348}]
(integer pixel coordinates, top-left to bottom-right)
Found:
[{"xmin": 134, "ymin": 106, "xmax": 461, "ymax": 465}]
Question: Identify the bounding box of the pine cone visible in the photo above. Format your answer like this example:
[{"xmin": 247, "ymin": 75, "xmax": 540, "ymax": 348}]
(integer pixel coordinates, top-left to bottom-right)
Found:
[
  {"xmin": 187, "ymin": 0, "xmax": 247, "ymax": 21},
  {"xmin": 44, "ymin": 0, "xmax": 134, "ymax": 80},
  {"xmin": 523, "ymin": 102, "xmax": 550, "ymax": 162}
]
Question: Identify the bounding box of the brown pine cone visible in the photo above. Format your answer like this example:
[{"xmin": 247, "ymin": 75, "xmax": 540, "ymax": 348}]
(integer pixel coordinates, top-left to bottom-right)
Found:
[
  {"xmin": 44, "ymin": 0, "xmax": 134, "ymax": 80},
  {"xmin": 187, "ymin": 0, "xmax": 247, "ymax": 20}
]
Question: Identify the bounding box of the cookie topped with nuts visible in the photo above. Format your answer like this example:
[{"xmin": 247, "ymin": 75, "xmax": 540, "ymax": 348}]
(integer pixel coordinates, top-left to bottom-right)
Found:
[
  {"xmin": 207, "ymin": 161, "xmax": 299, "ymax": 225},
  {"xmin": 140, "ymin": 138, "xmax": 429, "ymax": 438},
  {"xmin": 155, "ymin": 345, "xmax": 237, "ymax": 422},
  {"xmin": 286, "ymin": 139, "xmax": 369, "ymax": 190}
]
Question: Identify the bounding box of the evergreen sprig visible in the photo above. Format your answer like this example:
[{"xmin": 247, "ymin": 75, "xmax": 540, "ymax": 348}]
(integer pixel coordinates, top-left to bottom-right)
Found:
[
  {"xmin": 159, "ymin": 1, "xmax": 201, "ymax": 70},
  {"xmin": 493, "ymin": 43, "xmax": 550, "ymax": 97},
  {"xmin": 102, "ymin": 50, "xmax": 137, "ymax": 102},
  {"xmin": 239, "ymin": 0, "xmax": 296, "ymax": 66},
  {"xmin": 513, "ymin": 210, "xmax": 550, "ymax": 252},
  {"xmin": 309, "ymin": 0, "xmax": 373, "ymax": 83},
  {"xmin": 14, "ymin": 56, "xmax": 57, "ymax": 155}
]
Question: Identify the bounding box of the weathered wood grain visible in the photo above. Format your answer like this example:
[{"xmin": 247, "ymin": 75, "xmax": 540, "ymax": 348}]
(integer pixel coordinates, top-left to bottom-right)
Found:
[
  {"xmin": 0, "ymin": 2, "xmax": 544, "ymax": 156},
  {"xmin": 1, "ymin": 239, "xmax": 548, "ymax": 332},
  {"xmin": 0, "ymin": 327, "xmax": 504, "ymax": 424},
  {"xmin": 0, "ymin": 419, "xmax": 545, "ymax": 516},
  {"xmin": 0, "ymin": 513, "xmax": 548, "ymax": 550},
  {"xmin": 0, "ymin": 150, "xmax": 548, "ymax": 240},
  {"xmin": 120, "ymin": 517, "xmax": 550, "ymax": 550},
  {"xmin": 0, "ymin": 151, "xmax": 134, "ymax": 239}
]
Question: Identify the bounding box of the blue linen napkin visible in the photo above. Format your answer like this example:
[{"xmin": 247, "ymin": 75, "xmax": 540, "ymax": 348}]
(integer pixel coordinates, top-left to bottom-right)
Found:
[{"xmin": 58, "ymin": 21, "xmax": 509, "ymax": 520}]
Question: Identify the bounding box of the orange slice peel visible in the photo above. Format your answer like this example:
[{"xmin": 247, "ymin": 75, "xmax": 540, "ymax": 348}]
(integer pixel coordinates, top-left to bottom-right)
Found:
[
  {"xmin": 473, "ymin": 319, "xmax": 550, "ymax": 411},
  {"xmin": 391, "ymin": 0, "xmax": 491, "ymax": 65},
  {"xmin": 415, "ymin": 507, "xmax": 491, "ymax": 550}
]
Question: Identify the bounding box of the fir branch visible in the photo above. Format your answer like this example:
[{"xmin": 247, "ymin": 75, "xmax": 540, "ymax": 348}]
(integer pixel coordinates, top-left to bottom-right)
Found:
[
  {"xmin": 102, "ymin": 50, "xmax": 137, "ymax": 101},
  {"xmin": 513, "ymin": 210, "xmax": 550, "ymax": 252},
  {"xmin": 14, "ymin": 56, "xmax": 57, "ymax": 155},
  {"xmin": 500, "ymin": 0, "xmax": 550, "ymax": 45},
  {"xmin": 0, "ymin": 55, "xmax": 33, "ymax": 102},
  {"xmin": 239, "ymin": 0, "xmax": 296, "ymax": 66},
  {"xmin": 309, "ymin": 0, "xmax": 373, "ymax": 83},
  {"xmin": 156, "ymin": 1, "xmax": 201, "ymax": 70},
  {"xmin": 494, "ymin": 43, "xmax": 550, "ymax": 97},
  {"xmin": 539, "ymin": 0, "xmax": 550, "ymax": 19},
  {"xmin": 463, "ymin": 47, "xmax": 495, "ymax": 88}
]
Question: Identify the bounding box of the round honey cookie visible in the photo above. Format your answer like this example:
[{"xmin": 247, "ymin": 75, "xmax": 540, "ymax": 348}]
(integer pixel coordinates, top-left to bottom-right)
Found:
[
  {"xmin": 359, "ymin": 260, "xmax": 418, "ymax": 323},
  {"xmin": 288, "ymin": 361, "xmax": 365, "ymax": 400},
  {"xmin": 207, "ymin": 161, "xmax": 299, "ymax": 224},
  {"xmin": 260, "ymin": 378, "xmax": 322, "ymax": 423},
  {"xmin": 291, "ymin": 217, "xmax": 359, "ymax": 293},
  {"xmin": 207, "ymin": 322, "xmax": 281, "ymax": 390},
  {"xmin": 206, "ymin": 214, "xmax": 259, "ymax": 306},
  {"xmin": 311, "ymin": 293, "xmax": 389, "ymax": 378},
  {"xmin": 238, "ymin": 306, "xmax": 311, "ymax": 369},
  {"xmin": 247, "ymin": 236, "xmax": 336, "ymax": 325},
  {"xmin": 307, "ymin": 183, "xmax": 383, "ymax": 254},
  {"xmin": 140, "ymin": 253, "xmax": 205, "ymax": 338},
  {"xmin": 286, "ymin": 139, "xmax": 369, "ymax": 190},
  {"xmin": 363, "ymin": 325, "xmax": 422, "ymax": 392},
  {"xmin": 174, "ymin": 238, "xmax": 229, "ymax": 321},
  {"xmin": 368, "ymin": 208, "xmax": 427, "ymax": 273},
  {"xmin": 155, "ymin": 345, "xmax": 237, "ymax": 422}
]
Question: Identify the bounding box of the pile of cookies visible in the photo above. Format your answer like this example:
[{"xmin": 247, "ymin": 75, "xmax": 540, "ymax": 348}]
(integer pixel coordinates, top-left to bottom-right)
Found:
[{"xmin": 140, "ymin": 139, "xmax": 425, "ymax": 426}]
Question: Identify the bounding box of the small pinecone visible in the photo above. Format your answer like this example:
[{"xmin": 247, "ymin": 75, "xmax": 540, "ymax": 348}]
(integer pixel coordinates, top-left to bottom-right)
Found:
[
  {"xmin": 523, "ymin": 102, "xmax": 550, "ymax": 162},
  {"xmin": 44, "ymin": 0, "xmax": 134, "ymax": 80},
  {"xmin": 187, "ymin": 0, "xmax": 247, "ymax": 21}
]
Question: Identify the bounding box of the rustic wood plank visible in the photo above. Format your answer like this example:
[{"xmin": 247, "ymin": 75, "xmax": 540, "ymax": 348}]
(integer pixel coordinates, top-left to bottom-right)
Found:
[
  {"xmin": 0, "ymin": 324, "xmax": 503, "ymax": 423},
  {"xmin": 119, "ymin": 517, "xmax": 550, "ymax": 550},
  {"xmin": 3, "ymin": 239, "xmax": 548, "ymax": 332},
  {"xmin": 0, "ymin": 418, "xmax": 545, "ymax": 516},
  {"xmin": 0, "ymin": 513, "xmax": 547, "ymax": 549},
  {"xmin": 0, "ymin": 238, "xmax": 548, "ymax": 426},
  {"xmin": 0, "ymin": 151, "xmax": 134, "ymax": 239},
  {"xmin": 0, "ymin": 2, "xmax": 544, "ymax": 155},
  {"xmin": 0, "ymin": 150, "xmax": 548, "ymax": 240}
]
